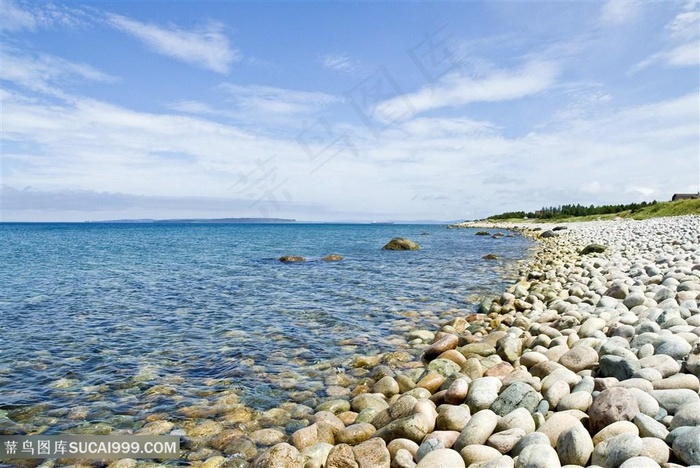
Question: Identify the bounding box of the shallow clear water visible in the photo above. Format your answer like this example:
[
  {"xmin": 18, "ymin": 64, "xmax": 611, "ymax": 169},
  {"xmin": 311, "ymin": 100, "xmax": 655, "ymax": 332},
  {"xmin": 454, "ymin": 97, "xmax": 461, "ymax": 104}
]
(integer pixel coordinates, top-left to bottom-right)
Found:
[{"xmin": 0, "ymin": 223, "xmax": 532, "ymax": 435}]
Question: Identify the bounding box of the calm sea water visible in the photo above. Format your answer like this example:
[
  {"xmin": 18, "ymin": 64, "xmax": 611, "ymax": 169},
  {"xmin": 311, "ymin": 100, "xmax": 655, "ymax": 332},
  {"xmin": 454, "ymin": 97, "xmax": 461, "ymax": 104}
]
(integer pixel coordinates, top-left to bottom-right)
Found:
[{"xmin": 0, "ymin": 223, "xmax": 532, "ymax": 436}]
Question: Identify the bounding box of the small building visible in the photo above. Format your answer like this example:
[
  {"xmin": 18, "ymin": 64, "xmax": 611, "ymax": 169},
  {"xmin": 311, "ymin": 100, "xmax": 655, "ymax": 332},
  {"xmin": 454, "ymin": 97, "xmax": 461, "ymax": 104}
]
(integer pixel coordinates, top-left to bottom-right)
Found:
[{"xmin": 671, "ymin": 193, "xmax": 700, "ymax": 201}]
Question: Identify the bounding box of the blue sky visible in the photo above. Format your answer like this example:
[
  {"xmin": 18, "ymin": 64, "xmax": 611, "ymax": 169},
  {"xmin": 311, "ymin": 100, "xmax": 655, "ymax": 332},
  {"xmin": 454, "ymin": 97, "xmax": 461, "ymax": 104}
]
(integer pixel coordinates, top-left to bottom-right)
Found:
[{"xmin": 1, "ymin": 1, "xmax": 698, "ymax": 222}]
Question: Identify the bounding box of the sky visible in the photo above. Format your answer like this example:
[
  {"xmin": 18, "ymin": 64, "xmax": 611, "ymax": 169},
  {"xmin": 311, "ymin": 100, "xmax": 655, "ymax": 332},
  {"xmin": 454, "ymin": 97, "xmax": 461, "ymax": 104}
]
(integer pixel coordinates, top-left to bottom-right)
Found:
[{"xmin": 1, "ymin": 1, "xmax": 699, "ymax": 222}]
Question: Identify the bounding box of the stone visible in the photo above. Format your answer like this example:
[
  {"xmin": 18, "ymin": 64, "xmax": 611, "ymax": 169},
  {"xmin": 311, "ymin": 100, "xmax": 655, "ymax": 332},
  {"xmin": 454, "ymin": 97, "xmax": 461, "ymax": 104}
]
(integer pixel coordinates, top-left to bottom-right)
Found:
[
  {"xmin": 497, "ymin": 336, "xmax": 523, "ymax": 363},
  {"xmin": 655, "ymin": 335, "xmax": 692, "ymax": 360},
  {"xmin": 543, "ymin": 380, "xmax": 570, "ymax": 411},
  {"xmin": 326, "ymin": 443, "xmax": 359, "ymax": 468},
  {"xmin": 598, "ymin": 355, "xmax": 640, "ymax": 381},
  {"xmin": 470, "ymin": 455, "xmax": 515, "ymax": 468},
  {"xmin": 592, "ymin": 433, "xmax": 643, "ymax": 468},
  {"xmin": 416, "ymin": 438, "xmax": 443, "ymax": 462},
  {"xmin": 279, "ymin": 256, "xmax": 305, "ymax": 263},
  {"xmin": 351, "ymin": 438, "xmax": 390, "ymax": 468},
  {"xmin": 639, "ymin": 437, "xmax": 670, "ymax": 465},
  {"xmin": 633, "ymin": 413, "xmax": 669, "ymax": 440},
  {"xmin": 558, "ymin": 346, "xmax": 598, "ymax": 372},
  {"xmin": 515, "ymin": 443, "xmax": 561, "ymax": 468},
  {"xmin": 382, "ymin": 238, "xmax": 420, "ymax": 251},
  {"xmin": 672, "ymin": 425, "xmax": 700, "ymax": 465},
  {"xmin": 460, "ymin": 445, "xmax": 502, "ymax": 466},
  {"xmin": 374, "ymin": 413, "xmax": 434, "ymax": 444},
  {"xmin": 556, "ymin": 391, "xmax": 592, "ymax": 412},
  {"xmin": 323, "ymin": 254, "xmax": 344, "ymax": 261},
  {"xmin": 436, "ymin": 405, "xmax": 470, "ymax": 432},
  {"xmin": 317, "ymin": 399, "xmax": 352, "ymax": 414},
  {"xmin": 580, "ymin": 243, "xmax": 606, "ymax": 255},
  {"xmin": 628, "ymin": 388, "xmax": 660, "ymax": 417},
  {"xmin": 486, "ymin": 428, "xmax": 526, "ymax": 454},
  {"xmin": 669, "ymin": 401, "xmax": 700, "ymax": 429},
  {"xmin": 536, "ymin": 413, "xmax": 582, "ymax": 448},
  {"xmin": 591, "ymin": 421, "xmax": 639, "ymax": 446},
  {"xmin": 618, "ymin": 457, "xmax": 661, "ymax": 468},
  {"xmin": 291, "ymin": 422, "xmax": 335, "ymax": 451},
  {"xmin": 623, "ymin": 291, "xmax": 647, "ymax": 309},
  {"xmin": 557, "ymin": 423, "xmax": 594, "ymax": 466},
  {"xmin": 392, "ymin": 448, "xmax": 416, "ymax": 468},
  {"xmin": 496, "ymin": 407, "xmax": 536, "ymax": 434},
  {"xmin": 653, "ymin": 373, "xmax": 700, "ymax": 391},
  {"xmin": 491, "ymin": 382, "xmax": 541, "ymax": 416},
  {"xmin": 579, "ymin": 317, "xmax": 607, "ymax": 337},
  {"xmin": 444, "ymin": 378, "xmax": 470, "ymax": 405},
  {"xmin": 387, "ymin": 439, "xmax": 419, "ymax": 459},
  {"xmin": 250, "ymin": 428, "xmax": 287, "ymax": 446},
  {"xmin": 427, "ymin": 359, "xmax": 461, "ymax": 378},
  {"xmin": 466, "ymin": 377, "xmax": 502, "ymax": 412},
  {"xmin": 511, "ymin": 432, "xmax": 550, "ymax": 458},
  {"xmin": 373, "ymin": 376, "xmax": 400, "ymax": 398},
  {"xmin": 649, "ymin": 389, "xmax": 700, "ymax": 414},
  {"xmin": 453, "ymin": 409, "xmax": 499, "ymax": 451},
  {"xmin": 588, "ymin": 387, "xmax": 640, "ymax": 433},
  {"xmin": 351, "ymin": 393, "xmax": 388, "ymax": 413},
  {"xmin": 416, "ymin": 448, "xmax": 465, "ymax": 467},
  {"xmin": 335, "ymin": 423, "xmax": 376, "ymax": 445},
  {"xmin": 424, "ymin": 334, "xmax": 460, "ymax": 360},
  {"xmin": 638, "ymin": 355, "xmax": 681, "ymax": 378},
  {"xmin": 253, "ymin": 443, "xmax": 304, "ymax": 468},
  {"xmin": 301, "ymin": 443, "xmax": 334, "ymax": 468},
  {"xmin": 423, "ymin": 430, "xmax": 460, "ymax": 449}
]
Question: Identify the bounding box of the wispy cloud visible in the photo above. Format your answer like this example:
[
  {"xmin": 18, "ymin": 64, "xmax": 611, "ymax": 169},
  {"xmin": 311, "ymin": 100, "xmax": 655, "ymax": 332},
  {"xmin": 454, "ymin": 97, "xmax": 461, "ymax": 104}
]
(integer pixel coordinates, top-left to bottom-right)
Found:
[
  {"xmin": 633, "ymin": 3, "xmax": 699, "ymax": 71},
  {"xmin": 318, "ymin": 53, "xmax": 366, "ymax": 75},
  {"xmin": 375, "ymin": 60, "xmax": 559, "ymax": 122},
  {"xmin": 600, "ymin": 0, "xmax": 643, "ymax": 24},
  {"xmin": 107, "ymin": 14, "xmax": 240, "ymax": 74},
  {"xmin": 0, "ymin": 0, "xmax": 91, "ymax": 32},
  {"xmin": 0, "ymin": 46, "xmax": 118, "ymax": 98},
  {"xmin": 0, "ymin": 0, "xmax": 36, "ymax": 31},
  {"xmin": 218, "ymin": 83, "xmax": 339, "ymax": 116}
]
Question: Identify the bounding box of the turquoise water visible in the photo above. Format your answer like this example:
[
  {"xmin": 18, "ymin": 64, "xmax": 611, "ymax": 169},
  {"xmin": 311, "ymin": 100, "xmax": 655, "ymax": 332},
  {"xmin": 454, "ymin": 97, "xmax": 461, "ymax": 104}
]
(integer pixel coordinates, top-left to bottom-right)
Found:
[{"xmin": 0, "ymin": 223, "xmax": 531, "ymax": 437}]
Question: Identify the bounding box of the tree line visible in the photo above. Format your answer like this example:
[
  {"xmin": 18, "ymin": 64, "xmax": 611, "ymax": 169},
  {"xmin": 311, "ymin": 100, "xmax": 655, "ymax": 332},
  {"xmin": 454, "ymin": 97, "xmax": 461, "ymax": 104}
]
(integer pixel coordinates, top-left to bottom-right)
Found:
[{"xmin": 489, "ymin": 201, "xmax": 658, "ymax": 220}]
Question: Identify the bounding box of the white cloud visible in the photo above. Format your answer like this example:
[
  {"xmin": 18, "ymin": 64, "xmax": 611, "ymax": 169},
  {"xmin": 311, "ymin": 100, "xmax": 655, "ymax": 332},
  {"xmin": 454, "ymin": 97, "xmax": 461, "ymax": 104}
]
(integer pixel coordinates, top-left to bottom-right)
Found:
[
  {"xmin": 374, "ymin": 60, "xmax": 559, "ymax": 123},
  {"xmin": 600, "ymin": 1, "xmax": 643, "ymax": 24},
  {"xmin": 0, "ymin": 0, "xmax": 36, "ymax": 31},
  {"xmin": 219, "ymin": 83, "xmax": 339, "ymax": 116},
  {"xmin": 319, "ymin": 53, "xmax": 366, "ymax": 75},
  {"xmin": 0, "ymin": 46, "xmax": 118, "ymax": 98},
  {"xmin": 633, "ymin": 3, "xmax": 699, "ymax": 70},
  {"xmin": 107, "ymin": 14, "xmax": 240, "ymax": 74},
  {"xmin": 0, "ymin": 0, "xmax": 92, "ymax": 32}
]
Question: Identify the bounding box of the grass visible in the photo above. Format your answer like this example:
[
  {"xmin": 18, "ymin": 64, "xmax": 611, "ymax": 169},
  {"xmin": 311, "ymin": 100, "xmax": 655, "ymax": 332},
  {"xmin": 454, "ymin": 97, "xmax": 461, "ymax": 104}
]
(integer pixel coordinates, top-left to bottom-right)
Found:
[{"xmin": 485, "ymin": 199, "xmax": 700, "ymax": 223}]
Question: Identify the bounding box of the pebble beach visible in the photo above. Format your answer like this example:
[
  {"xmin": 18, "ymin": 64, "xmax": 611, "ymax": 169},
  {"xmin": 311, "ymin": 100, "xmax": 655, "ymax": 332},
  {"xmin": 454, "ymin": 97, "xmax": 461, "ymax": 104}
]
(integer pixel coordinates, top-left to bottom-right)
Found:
[{"xmin": 251, "ymin": 215, "xmax": 700, "ymax": 468}]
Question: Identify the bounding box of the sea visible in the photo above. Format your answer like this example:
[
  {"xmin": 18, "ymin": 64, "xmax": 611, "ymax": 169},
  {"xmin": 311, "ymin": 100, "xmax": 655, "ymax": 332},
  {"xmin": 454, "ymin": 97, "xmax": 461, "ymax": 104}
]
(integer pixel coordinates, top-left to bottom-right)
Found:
[{"xmin": 0, "ymin": 223, "xmax": 532, "ymax": 440}]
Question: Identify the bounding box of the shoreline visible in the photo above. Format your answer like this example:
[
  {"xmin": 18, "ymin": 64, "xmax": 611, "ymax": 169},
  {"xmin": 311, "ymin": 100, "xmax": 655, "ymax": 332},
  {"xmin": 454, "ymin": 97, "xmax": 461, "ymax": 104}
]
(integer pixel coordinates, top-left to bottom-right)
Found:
[{"xmin": 253, "ymin": 215, "xmax": 700, "ymax": 468}]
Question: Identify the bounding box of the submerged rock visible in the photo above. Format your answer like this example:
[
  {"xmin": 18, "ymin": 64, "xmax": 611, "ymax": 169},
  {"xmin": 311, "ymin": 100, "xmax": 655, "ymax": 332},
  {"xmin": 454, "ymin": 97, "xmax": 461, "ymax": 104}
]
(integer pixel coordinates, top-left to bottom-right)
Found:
[
  {"xmin": 322, "ymin": 254, "xmax": 344, "ymax": 261},
  {"xmin": 279, "ymin": 255, "xmax": 305, "ymax": 263}
]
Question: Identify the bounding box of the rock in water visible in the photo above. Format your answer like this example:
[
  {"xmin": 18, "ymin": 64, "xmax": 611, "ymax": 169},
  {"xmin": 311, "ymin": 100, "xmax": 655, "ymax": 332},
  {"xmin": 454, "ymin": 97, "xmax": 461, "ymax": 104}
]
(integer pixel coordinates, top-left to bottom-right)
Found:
[
  {"xmin": 279, "ymin": 255, "xmax": 305, "ymax": 262},
  {"xmin": 322, "ymin": 254, "xmax": 344, "ymax": 261},
  {"xmin": 382, "ymin": 238, "xmax": 420, "ymax": 251}
]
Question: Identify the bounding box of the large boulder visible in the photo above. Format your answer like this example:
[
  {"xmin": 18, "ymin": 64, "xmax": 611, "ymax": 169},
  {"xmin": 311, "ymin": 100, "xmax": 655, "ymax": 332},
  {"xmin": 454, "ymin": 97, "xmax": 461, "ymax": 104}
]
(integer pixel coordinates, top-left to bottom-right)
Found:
[{"xmin": 382, "ymin": 238, "xmax": 420, "ymax": 251}]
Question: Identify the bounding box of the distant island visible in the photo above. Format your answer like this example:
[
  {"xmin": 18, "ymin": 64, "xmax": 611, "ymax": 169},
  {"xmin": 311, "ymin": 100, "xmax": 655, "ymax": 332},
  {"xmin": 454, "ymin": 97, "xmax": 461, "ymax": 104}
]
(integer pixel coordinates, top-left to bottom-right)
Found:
[{"xmin": 92, "ymin": 218, "xmax": 296, "ymax": 224}]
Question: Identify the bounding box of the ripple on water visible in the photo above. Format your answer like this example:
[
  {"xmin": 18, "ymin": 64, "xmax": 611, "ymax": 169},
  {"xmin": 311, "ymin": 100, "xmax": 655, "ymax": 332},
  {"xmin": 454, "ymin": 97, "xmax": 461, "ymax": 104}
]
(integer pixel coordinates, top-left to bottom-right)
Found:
[{"xmin": 0, "ymin": 223, "xmax": 531, "ymax": 440}]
